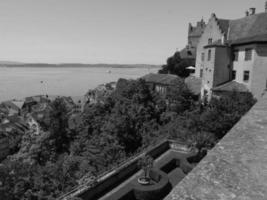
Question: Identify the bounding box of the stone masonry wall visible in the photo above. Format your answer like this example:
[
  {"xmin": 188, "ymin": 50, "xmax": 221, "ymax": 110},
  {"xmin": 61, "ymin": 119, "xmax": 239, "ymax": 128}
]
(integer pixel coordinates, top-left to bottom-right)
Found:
[{"xmin": 164, "ymin": 93, "xmax": 267, "ymax": 200}]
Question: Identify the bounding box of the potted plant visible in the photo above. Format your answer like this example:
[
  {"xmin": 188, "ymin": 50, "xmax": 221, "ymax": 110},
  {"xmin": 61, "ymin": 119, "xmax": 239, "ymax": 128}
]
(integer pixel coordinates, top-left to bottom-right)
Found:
[{"xmin": 137, "ymin": 155, "xmax": 154, "ymax": 185}]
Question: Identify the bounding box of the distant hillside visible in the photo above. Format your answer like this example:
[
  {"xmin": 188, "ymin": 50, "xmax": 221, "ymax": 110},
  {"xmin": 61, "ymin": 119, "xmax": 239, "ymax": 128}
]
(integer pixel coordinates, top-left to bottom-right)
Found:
[
  {"xmin": 0, "ymin": 61, "xmax": 24, "ymax": 65},
  {"xmin": 0, "ymin": 62, "xmax": 160, "ymax": 68}
]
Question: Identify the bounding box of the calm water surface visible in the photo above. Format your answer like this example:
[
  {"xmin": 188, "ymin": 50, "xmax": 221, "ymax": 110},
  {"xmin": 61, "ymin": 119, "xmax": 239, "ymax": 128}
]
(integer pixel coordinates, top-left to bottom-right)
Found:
[{"xmin": 0, "ymin": 67, "xmax": 159, "ymax": 102}]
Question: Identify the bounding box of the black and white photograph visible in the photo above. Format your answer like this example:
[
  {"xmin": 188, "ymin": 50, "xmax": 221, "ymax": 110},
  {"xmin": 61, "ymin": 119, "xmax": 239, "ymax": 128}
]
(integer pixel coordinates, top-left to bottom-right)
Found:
[{"xmin": 0, "ymin": 0, "xmax": 267, "ymax": 199}]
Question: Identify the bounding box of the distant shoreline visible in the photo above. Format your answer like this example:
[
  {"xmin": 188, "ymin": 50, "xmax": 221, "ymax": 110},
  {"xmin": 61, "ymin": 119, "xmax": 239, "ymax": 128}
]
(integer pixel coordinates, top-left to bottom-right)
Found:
[{"xmin": 0, "ymin": 63, "xmax": 161, "ymax": 69}]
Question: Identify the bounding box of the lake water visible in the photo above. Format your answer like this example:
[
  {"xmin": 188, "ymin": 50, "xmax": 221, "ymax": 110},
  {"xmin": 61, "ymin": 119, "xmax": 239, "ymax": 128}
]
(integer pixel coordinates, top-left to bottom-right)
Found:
[{"xmin": 0, "ymin": 66, "xmax": 160, "ymax": 102}]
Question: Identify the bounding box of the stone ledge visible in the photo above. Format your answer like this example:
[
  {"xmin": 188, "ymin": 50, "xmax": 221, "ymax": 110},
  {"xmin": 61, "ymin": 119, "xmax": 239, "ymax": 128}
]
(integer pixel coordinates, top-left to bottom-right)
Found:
[{"xmin": 165, "ymin": 93, "xmax": 267, "ymax": 200}]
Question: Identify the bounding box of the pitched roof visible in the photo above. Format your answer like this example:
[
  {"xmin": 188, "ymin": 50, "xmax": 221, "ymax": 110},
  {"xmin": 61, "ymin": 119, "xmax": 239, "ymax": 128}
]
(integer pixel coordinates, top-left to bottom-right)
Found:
[
  {"xmin": 141, "ymin": 73, "xmax": 182, "ymax": 86},
  {"xmin": 230, "ymin": 34, "xmax": 267, "ymax": 45},
  {"xmin": 11, "ymin": 101, "xmax": 24, "ymax": 109},
  {"xmin": 24, "ymin": 95, "xmax": 49, "ymax": 104},
  {"xmin": 1, "ymin": 101, "xmax": 20, "ymax": 111},
  {"xmin": 228, "ymin": 12, "xmax": 267, "ymax": 43},
  {"xmin": 185, "ymin": 76, "xmax": 201, "ymax": 95},
  {"xmin": 212, "ymin": 81, "xmax": 248, "ymax": 92}
]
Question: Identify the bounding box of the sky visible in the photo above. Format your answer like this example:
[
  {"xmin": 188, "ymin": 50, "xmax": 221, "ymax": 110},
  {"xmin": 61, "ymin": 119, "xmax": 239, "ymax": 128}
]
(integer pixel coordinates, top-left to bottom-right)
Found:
[{"xmin": 0, "ymin": 0, "xmax": 265, "ymax": 64}]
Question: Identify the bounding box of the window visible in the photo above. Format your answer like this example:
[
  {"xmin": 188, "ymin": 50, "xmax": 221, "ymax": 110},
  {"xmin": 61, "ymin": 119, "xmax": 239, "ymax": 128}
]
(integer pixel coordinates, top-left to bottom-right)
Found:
[
  {"xmin": 201, "ymin": 52, "xmax": 205, "ymax": 61},
  {"xmin": 245, "ymin": 48, "xmax": 252, "ymax": 61},
  {"xmin": 232, "ymin": 70, "xmax": 236, "ymax": 80},
  {"xmin": 233, "ymin": 50, "xmax": 239, "ymax": 61},
  {"xmin": 208, "ymin": 49, "xmax": 211, "ymax": 61},
  {"xmin": 200, "ymin": 69, "xmax": 203, "ymax": 78},
  {"xmin": 243, "ymin": 71, "xmax": 250, "ymax": 82},
  {"xmin": 208, "ymin": 38, "xmax": 213, "ymax": 45}
]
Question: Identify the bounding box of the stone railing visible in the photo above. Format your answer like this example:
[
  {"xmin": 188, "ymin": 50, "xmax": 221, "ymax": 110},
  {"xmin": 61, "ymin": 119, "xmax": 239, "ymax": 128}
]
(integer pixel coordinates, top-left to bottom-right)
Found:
[{"xmin": 164, "ymin": 93, "xmax": 267, "ymax": 200}]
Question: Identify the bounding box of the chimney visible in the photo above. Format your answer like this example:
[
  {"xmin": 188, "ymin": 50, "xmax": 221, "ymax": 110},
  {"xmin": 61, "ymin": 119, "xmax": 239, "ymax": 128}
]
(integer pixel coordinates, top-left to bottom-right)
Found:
[
  {"xmin": 265, "ymin": 1, "xmax": 267, "ymax": 12},
  {"xmin": 249, "ymin": 7, "xmax": 256, "ymax": 15},
  {"xmin": 245, "ymin": 10, "xmax": 249, "ymax": 16}
]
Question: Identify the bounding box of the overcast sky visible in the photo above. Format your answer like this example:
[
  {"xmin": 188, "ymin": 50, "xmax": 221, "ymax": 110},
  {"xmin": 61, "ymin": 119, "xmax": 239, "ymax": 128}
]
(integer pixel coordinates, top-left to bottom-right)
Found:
[{"xmin": 0, "ymin": 0, "xmax": 265, "ymax": 64}]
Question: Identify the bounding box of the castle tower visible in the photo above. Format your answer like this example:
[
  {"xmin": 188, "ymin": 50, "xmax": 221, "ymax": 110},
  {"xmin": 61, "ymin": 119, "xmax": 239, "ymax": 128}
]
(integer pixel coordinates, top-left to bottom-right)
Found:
[{"xmin": 187, "ymin": 19, "xmax": 206, "ymax": 48}]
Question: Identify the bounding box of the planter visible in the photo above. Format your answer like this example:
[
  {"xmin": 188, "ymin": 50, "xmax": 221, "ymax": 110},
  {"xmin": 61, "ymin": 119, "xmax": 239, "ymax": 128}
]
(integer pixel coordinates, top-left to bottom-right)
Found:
[
  {"xmin": 138, "ymin": 177, "xmax": 150, "ymax": 185},
  {"xmin": 133, "ymin": 169, "xmax": 172, "ymax": 200}
]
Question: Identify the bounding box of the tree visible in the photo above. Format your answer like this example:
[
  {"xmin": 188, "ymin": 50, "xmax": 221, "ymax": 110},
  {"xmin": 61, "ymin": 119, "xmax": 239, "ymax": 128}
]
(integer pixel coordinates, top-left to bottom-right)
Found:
[
  {"xmin": 199, "ymin": 91, "xmax": 256, "ymax": 138},
  {"xmin": 165, "ymin": 80, "xmax": 194, "ymax": 113},
  {"xmin": 0, "ymin": 160, "xmax": 35, "ymax": 200},
  {"xmin": 48, "ymin": 97, "xmax": 71, "ymax": 153},
  {"xmin": 159, "ymin": 51, "xmax": 192, "ymax": 78},
  {"xmin": 0, "ymin": 77, "xmax": 256, "ymax": 199}
]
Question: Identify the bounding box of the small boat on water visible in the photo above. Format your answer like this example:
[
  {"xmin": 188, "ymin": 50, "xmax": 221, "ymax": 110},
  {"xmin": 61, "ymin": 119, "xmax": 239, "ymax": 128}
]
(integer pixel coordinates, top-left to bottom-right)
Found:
[{"xmin": 107, "ymin": 70, "xmax": 111, "ymax": 73}]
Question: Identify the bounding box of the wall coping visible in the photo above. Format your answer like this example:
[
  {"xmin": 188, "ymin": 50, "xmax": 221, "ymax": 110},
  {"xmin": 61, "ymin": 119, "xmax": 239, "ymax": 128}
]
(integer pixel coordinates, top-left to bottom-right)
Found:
[{"xmin": 165, "ymin": 93, "xmax": 267, "ymax": 200}]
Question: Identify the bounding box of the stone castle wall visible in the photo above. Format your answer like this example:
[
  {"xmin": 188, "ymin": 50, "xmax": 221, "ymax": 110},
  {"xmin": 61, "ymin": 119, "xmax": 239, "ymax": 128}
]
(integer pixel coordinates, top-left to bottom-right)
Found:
[{"xmin": 164, "ymin": 93, "xmax": 267, "ymax": 200}]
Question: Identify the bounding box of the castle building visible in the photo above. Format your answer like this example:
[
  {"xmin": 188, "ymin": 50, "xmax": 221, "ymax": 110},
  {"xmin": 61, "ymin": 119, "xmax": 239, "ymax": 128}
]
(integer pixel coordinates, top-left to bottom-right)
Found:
[
  {"xmin": 194, "ymin": 2, "xmax": 267, "ymax": 99},
  {"xmin": 180, "ymin": 19, "xmax": 206, "ymax": 63},
  {"xmin": 188, "ymin": 19, "xmax": 206, "ymax": 49}
]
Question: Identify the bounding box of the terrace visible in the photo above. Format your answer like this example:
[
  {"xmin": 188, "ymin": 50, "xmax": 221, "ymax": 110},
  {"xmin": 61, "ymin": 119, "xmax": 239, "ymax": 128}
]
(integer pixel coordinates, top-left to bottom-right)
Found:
[
  {"xmin": 58, "ymin": 92, "xmax": 266, "ymax": 200},
  {"xmin": 59, "ymin": 140, "xmax": 204, "ymax": 200}
]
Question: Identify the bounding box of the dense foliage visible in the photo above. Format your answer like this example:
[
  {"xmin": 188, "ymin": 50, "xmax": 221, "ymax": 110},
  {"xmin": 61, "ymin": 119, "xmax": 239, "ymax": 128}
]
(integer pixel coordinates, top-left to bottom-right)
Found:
[
  {"xmin": 0, "ymin": 80, "xmax": 256, "ymax": 199},
  {"xmin": 158, "ymin": 51, "xmax": 192, "ymax": 78},
  {"xmin": 163, "ymin": 92, "xmax": 256, "ymax": 147}
]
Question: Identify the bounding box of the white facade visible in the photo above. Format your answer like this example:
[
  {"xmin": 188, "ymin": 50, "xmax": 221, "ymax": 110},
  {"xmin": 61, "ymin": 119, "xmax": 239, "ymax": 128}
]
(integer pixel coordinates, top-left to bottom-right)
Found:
[{"xmin": 232, "ymin": 44, "xmax": 256, "ymax": 90}]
